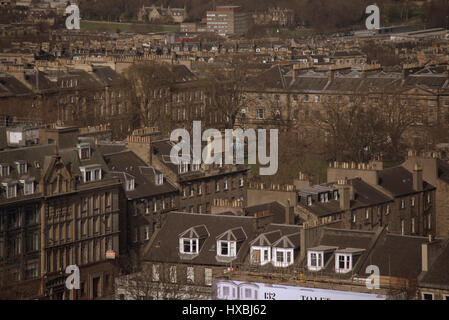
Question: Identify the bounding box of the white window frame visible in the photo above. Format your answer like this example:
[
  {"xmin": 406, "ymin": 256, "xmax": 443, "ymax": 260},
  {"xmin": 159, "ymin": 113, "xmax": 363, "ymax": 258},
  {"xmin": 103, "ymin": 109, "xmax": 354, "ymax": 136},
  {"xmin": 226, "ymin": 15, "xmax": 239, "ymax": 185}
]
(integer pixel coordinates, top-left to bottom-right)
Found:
[
  {"xmin": 273, "ymin": 248, "xmax": 294, "ymax": 267},
  {"xmin": 422, "ymin": 292, "xmax": 434, "ymax": 300},
  {"xmin": 307, "ymin": 196, "xmax": 312, "ymax": 206},
  {"xmin": 335, "ymin": 254, "xmax": 352, "ymax": 273},
  {"xmin": 0, "ymin": 165, "xmax": 10, "ymax": 177},
  {"xmin": 81, "ymin": 167, "xmax": 102, "ymax": 183},
  {"xmin": 250, "ymin": 246, "xmax": 271, "ymax": 265},
  {"xmin": 21, "ymin": 180, "xmax": 34, "ymax": 195},
  {"xmin": 155, "ymin": 174, "xmax": 164, "ymax": 185},
  {"xmin": 223, "ymin": 178, "xmax": 228, "ymax": 190},
  {"xmin": 126, "ymin": 178, "xmax": 135, "ymax": 191},
  {"xmin": 179, "ymin": 238, "xmax": 199, "ymax": 254},
  {"xmin": 307, "ymin": 251, "xmax": 324, "ymax": 271},
  {"xmin": 217, "ymin": 240, "xmax": 236, "ymax": 257},
  {"xmin": 16, "ymin": 161, "xmax": 27, "ymax": 174},
  {"xmin": 3, "ymin": 183, "xmax": 17, "ymax": 199}
]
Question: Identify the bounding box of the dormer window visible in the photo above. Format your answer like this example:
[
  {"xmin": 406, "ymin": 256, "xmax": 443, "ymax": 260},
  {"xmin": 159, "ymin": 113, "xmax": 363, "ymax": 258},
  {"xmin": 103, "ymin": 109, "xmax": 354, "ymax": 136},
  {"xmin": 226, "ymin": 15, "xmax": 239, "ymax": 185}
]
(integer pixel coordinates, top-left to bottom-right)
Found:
[
  {"xmin": 78, "ymin": 143, "xmax": 91, "ymax": 160},
  {"xmin": 16, "ymin": 161, "xmax": 27, "ymax": 174},
  {"xmin": 179, "ymin": 238, "xmax": 199, "ymax": 254},
  {"xmin": 335, "ymin": 249, "xmax": 365, "ymax": 274},
  {"xmin": 179, "ymin": 162, "xmax": 189, "ymax": 174},
  {"xmin": 307, "ymin": 246, "xmax": 338, "ymax": 271},
  {"xmin": 20, "ymin": 178, "xmax": 34, "ymax": 195},
  {"xmin": 179, "ymin": 225, "xmax": 209, "ymax": 256},
  {"xmin": 155, "ymin": 173, "xmax": 163, "ymax": 185},
  {"xmin": 80, "ymin": 166, "xmax": 102, "ymax": 183},
  {"xmin": 308, "ymin": 251, "xmax": 323, "ymax": 270},
  {"xmin": 333, "ymin": 190, "xmax": 339, "ymax": 200},
  {"xmin": 273, "ymin": 248, "xmax": 293, "ymax": 267},
  {"xmin": 250, "ymin": 246, "xmax": 270, "ymax": 265},
  {"xmin": 217, "ymin": 240, "xmax": 236, "ymax": 257},
  {"xmin": 126, "ymin": 178, "xmax": 135, "ymax": 191},
  {"xmin": 2, "ymin": 181, "xmax": 17, "ymax": 199},
  {"xmin": 335, "ymin": 254, "xmax": 352, "ymax": 273},
  {"xmin": 0, "ymin": 164, "xmax": 10, "ymax": 177}
]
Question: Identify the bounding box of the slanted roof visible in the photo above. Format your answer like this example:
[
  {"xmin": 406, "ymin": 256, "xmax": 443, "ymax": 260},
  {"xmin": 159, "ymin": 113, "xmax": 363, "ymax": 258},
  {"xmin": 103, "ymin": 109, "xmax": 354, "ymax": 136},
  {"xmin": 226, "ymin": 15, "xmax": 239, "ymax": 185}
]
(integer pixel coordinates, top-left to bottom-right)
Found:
[
  {"xmin": 419, "ymin": 240, "xmax": 449, "ymax": 289},
  {"xmin": 145, "ymin": 212, "xmax": 257, "ymax": 266},
  {"xmin": 377, "ymin": 166, "xmax": 434, "ymax": 196},
  {"xmin": 103, "ymin": 150, "xmax": 177, "ymax": 199}
]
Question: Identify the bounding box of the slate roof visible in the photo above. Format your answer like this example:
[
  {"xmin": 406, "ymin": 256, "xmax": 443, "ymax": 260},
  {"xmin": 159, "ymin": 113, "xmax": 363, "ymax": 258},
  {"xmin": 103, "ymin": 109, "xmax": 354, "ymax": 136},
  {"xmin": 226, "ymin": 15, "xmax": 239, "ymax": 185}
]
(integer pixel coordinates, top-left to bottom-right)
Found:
[
  {"xmin": 437, "ymin": 159, "xmax": 449, "ymax": 184},
  {"xmin": 359, "ymin": 233, "xmax": 428, "ymax": 279},
  {"xmin": 0, "ymin": 73, "xmax": 33, "ymax": 97},
  {"xmin": 297, "ymin": 178, "xmax": 392, "ymax": 218},
  {"xmin": 103, "ymin": 150, "xmax": 177, "ymax": 199},
  {"xmin": 244, "ymin": 201, "xmax": 287, "ymax": 224},
  {"xmin": 419, "ymin": 240, "xmax": 449, "ymax": 289},
  {"xmin": 377, "ymin": 166, "xmax": 435, "ymax": 197},
  {"xmin": 144, "ymin": 212, "xmax": 258, "ymax": 266}
]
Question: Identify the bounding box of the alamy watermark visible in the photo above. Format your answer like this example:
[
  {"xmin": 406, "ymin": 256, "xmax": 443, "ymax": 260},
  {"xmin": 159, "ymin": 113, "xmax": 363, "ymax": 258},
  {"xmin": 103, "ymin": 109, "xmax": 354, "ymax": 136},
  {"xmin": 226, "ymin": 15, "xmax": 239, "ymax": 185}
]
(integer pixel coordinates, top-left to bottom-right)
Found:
[
  {"xmin": 170, "ymin": 121, "xmax": 278, "ymax": 175},
  {"xmin": 65, "ymin": 265, "xmax": 80, "ymax": 290},
  {"xmin": 65, "ymin": 4, "xmax": 81, "ymax": 30}
]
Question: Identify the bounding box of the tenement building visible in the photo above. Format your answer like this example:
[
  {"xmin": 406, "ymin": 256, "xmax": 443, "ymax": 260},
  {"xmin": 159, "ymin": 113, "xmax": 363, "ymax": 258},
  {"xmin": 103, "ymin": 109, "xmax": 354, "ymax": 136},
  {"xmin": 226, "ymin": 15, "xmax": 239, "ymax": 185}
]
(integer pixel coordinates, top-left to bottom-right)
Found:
[
  {"xmin": 296, "ymin": 159, "xmax": 436, "ymax": 237},
  {"xmin": 0, "ymin": 126, "xmax": 123, "ymax": 299}
]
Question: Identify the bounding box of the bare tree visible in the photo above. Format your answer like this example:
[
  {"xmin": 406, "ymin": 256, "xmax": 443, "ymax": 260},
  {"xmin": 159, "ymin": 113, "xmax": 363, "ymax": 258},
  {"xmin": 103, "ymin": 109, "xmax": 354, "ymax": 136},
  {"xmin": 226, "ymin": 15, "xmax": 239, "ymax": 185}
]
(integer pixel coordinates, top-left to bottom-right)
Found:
[
  {"xmin": 115, "ymin": 263, "xmax": 209, "ymax": 300},
  {"xmin": 123, "ymin": 62, "xmax": 177, "ymax": 135}
]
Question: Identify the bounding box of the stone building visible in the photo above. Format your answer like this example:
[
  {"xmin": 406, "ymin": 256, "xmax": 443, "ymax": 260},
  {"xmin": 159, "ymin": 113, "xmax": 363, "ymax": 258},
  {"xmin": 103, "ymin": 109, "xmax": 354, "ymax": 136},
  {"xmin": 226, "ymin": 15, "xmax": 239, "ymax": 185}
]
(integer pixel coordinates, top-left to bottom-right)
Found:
[
  {"xmin": 138, "ymin": 5, "xmax": 187, "ymax": 24},
  {"xmin": 0, "ymin": 126, "xmax": 123, "ymax": 299},
  {"xmin": 403, "ymin": 150, "xmax": 449, "ymax": 238}
]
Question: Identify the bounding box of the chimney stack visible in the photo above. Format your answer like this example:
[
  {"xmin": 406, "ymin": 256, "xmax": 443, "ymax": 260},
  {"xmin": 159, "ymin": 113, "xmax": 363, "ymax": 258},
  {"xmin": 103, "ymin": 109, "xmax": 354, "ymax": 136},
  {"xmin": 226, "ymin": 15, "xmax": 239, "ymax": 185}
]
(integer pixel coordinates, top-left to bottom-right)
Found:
[
  {"xmin": 285, "ymin": 199, "xmax": 294, "ymax": 225},
  {"xmin": 413, "ymin": 162, "xmax": 423, "ymax": 192},
  {"xmin": 336, "ymin": 178, "xmax": 352, "ymax": 211},
  {"xmin": 421, "ymin": 236, "xmax": 440, "ymax": 272}
]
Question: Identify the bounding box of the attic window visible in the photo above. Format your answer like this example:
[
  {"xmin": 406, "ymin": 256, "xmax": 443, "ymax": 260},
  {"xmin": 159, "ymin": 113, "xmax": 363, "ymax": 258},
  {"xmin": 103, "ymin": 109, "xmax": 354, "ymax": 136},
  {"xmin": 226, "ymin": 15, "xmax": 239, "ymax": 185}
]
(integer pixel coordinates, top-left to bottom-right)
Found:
[
  {"xmin": 0, "ymin": 164, "xmax": 10, "ymax": 177},
  {"xmin": 335, "ymin": 254, "xmax": 352, "ymax": 273},
  {"xmin": 333, "ymin": 190, "xmax": 339, "ymax": 200},
  {"xmin": 307, "ymin": 195, "xmax": 312, "ymax": 206},
  {"xmin": 20, "ymin": 179, "xmax": 34, "ymax": 195},
  {"xmin": 155, "ymin": 173, "xmax": 163, "ymax": 185},
  {"xmin": 179, "ymin": 238, "xmax": 198, "ymax": 254},
  {"xmin": 16, "ymin": 161, "xmax": 27, "ymax": 174},
  {"xmin": 217, "ymin": 240, "xmax": 236, "ymax": 257},
  {"xmin": 273, "ymin": 248, "xmax": 293, "ymax": 267},
  {"xmin": 80, "ymin": 166, "xmax": 102, "ymax": 183},
  {"xmin": 126, "ymin": 178, "xmax": 135, "ymax": 191},
  {"xmin": 308, "ymin": 251, "xmax": 324, "ymax": 271},
  {"xmin": 2, "ymin": 182, "xmax": 17, "ymax": 199},
  {"xmin": 78, "ymin": 143, "xmax": 91, "ymax": 160}
]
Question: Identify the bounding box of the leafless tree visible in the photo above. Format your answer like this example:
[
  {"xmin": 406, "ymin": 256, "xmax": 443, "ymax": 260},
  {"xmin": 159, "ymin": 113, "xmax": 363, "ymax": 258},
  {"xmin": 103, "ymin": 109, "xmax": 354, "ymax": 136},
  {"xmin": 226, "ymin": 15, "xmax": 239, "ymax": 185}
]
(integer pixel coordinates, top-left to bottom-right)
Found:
[{"xmin": 123, "ymin": 62, "xmax": 177, "ymax": 135}]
